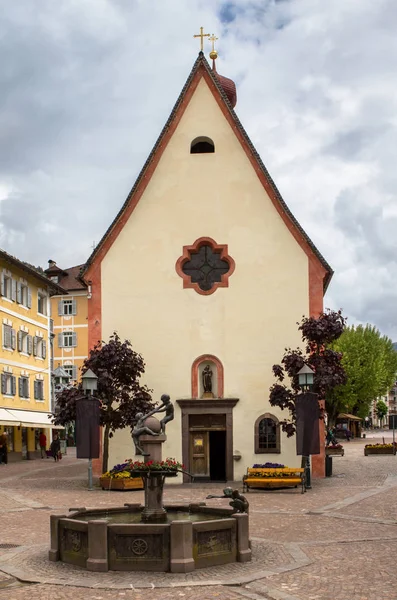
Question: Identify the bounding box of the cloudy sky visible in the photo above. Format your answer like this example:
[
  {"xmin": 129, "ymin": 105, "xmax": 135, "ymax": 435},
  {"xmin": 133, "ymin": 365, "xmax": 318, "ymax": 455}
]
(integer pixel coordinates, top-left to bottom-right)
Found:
[{"xmin": 1, "ymin": 0, "xmax": 397, "ymax": 339}]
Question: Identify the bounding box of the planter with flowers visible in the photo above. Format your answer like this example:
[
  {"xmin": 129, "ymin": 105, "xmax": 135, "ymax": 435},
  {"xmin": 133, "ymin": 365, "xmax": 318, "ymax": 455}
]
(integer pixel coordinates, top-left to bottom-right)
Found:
[
  {"xmin": 364, "ymin": 443, "xmax": 397, "ymax": 456},
  {"xmin": 100, "ymin": 458, "xmax": 184, "ymax": 490},
  {"xmin": 325, "ymin": 443, "xmax": 344, "ymax": 456}
]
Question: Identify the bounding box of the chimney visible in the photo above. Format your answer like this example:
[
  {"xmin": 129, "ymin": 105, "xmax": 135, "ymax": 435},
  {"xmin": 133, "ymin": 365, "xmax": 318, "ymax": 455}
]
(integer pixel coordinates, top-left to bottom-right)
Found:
[{"xmin": 48, "ymin": 260, "xmax": 57, "ymax": 268}]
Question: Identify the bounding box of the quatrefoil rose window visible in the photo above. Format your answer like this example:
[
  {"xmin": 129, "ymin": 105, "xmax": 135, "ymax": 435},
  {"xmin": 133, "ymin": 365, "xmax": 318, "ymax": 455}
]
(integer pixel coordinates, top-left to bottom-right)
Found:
[{"xmin": 175, "ymin": 237, "xmax": 235, "ymax": 295}]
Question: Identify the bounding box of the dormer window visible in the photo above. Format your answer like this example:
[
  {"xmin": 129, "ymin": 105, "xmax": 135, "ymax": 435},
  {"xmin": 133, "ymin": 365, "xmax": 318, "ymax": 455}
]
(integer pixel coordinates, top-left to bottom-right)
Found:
[{"xmin": 190, "ymin": 136, "xmax": 215, "ymax": 154}]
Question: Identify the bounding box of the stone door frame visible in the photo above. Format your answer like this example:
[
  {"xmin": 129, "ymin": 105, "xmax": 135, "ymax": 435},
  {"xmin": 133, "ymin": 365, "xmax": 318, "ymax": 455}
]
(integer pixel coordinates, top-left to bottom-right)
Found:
[{"xmin": 176, "ymin": 399, "xmax": 239, "ymax": 483}]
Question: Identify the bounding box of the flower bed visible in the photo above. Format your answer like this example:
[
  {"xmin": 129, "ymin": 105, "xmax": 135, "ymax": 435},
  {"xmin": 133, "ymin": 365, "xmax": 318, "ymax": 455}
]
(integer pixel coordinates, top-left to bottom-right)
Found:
[
  {"xmin": 100, "ymin": 458, "xmax": 184, "ymax": 489},
  {"xmin": 252, "ymin": 462, "xmax": 285, "ymax": 469},
  {"xmin": 326, "ymin": 444, "xmax": 344, "ymax": 456},
  {"xmin": 364, "ymin": 443, "xmax": 397, "ymax": 456}
]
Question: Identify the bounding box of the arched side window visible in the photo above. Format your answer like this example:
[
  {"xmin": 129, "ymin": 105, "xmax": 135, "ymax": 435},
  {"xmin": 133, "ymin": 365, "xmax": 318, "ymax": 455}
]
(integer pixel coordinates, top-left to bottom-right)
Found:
[
  {"xmin": 190, "ymin": 136, "xmax": 215, "ymax": 154},
  {"xmin": 254, "ymin": 413, "xmax": 280, "ymax": 454}
]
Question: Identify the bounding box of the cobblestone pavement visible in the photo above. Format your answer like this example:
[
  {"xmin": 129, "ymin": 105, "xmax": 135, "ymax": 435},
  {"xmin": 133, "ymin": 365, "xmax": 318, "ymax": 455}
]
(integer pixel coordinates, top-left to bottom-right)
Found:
[{"xmin": 0, "ymin": 433, "xmax": 396, "ymax": 600}]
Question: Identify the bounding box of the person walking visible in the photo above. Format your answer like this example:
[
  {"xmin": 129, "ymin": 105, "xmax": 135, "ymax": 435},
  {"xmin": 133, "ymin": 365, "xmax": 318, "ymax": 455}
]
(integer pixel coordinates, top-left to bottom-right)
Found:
[
  {"xmin": 0, "ymin": 432, "xmax": 8, "ymax": 466},
  {"xmin": 39, "ymin": 431, "xmax": 47, "ymax": 459},
  {"xmin": 50, "ymin": 433, "xmax": 61, "ymax": 462}
]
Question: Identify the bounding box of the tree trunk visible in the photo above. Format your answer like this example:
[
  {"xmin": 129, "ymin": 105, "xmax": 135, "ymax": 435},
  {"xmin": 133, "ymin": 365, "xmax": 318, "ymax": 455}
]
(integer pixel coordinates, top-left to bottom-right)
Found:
[{"xmin": 102, "ymin": 423, "xmax": 111, "ymax": 474}]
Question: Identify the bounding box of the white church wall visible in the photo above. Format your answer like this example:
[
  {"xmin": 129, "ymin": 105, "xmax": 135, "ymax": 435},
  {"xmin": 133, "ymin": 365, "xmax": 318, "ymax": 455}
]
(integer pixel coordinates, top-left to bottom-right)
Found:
[{"xmin": 101, "ymin": 77, "xmax": 310, "ymax": 477}]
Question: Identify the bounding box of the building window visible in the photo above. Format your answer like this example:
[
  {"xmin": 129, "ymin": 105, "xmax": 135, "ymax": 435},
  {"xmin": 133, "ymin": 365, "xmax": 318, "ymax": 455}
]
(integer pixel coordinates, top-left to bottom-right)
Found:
[
  {"xmin": 63, "ymin": 365, "xmax": 78, "ymax": 380},
  {"xmin": 34, "ymin": 380, "xmax": 44, "ymax": 400},
  {"xmin": 17, "ymin": 330, "xmax": 31, "ymax": 354},
  {"xmin": 59, "ymin": 299, "xmax": 77, "ymax": 316},
  {"xmin": 17, "ymin": 282, "xmax": 31, "ymax": 308},
  {"xmin": 19, "ymin": 376, "xmax": 30, "ymax": 399},
  {"xmin": 59, "ymin": 331, "xmax": 77, "ymax": 348},
  {"xmin": 38, "ymin": 293, "xmax": 48, "ymax": 315},
  {"xmin": 1, "ymin": 273, "xmax": 15, "ymax": 301},
  {"xmin": 254, "ymin": 413, "xmax": 280, "ymax": 454},
  {"xmin": 190, "ymin": 136, "xmax": 215, "ymax": 154},
  {"xmin": 3, "ymin": 325, "xmax": 16, "ymax": 350},
  {"xmin": 1, "ymin": 373, "xmax": 16, "ymax": 396},
  {"xmin": 33, "ymin": 336, "xmax": 46, "ymax": 359},
  {"xmin": 176, "ymin": 237, "xmax": 235, "ymax": 295}
]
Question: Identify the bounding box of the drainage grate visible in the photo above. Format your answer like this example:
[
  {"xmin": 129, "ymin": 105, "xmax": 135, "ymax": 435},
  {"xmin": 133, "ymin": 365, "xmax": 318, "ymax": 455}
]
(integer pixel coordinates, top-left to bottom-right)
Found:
[{"xmin": 0, "ymin": 544, "xmax": 20, "ymax": 549}]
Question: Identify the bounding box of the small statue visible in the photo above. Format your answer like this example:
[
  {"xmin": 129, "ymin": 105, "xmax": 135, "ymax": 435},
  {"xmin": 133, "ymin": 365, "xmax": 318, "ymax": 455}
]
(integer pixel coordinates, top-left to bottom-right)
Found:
[
  {"xmin": 131, "ymin": 409, "xmax": 159, "ymax": 456},
  {"xmin": 152, "ymin": 394, "xmax": 174, "ymax": 433},
  {"xmin": 202, "ymin": 365, "xmax": 213, "ymax": 393},
  {"xmin": 206, "ymin": 487, "xmax": 249, "ymax": 513}
]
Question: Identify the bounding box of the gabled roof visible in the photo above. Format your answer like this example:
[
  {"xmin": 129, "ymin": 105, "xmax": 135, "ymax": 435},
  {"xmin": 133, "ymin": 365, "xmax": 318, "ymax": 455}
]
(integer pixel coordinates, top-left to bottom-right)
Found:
[
  {"xmin": 82, "ymin": 53, "xmax": 333, "ymax": 290},
  {"xmin": 52, "ymin": 264, "xmax": 86, "ymax": 292},
  {"xmin": 0, "ymin": 249, "xmax": 66, "ymax": 294}
]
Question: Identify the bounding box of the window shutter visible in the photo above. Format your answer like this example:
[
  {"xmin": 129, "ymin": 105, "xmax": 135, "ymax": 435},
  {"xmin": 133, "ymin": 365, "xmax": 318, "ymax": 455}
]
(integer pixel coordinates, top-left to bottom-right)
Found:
[
  {"xmin": 42, "ymin": 339, "xmax": 47, "ymax": 359},
  {"xmin": 4, "ymin": 326, "xmax": 10, "ymax": 348},
  {"xmin": 0, "ymin": 273, "xmax": 4, "ymax": 296},
  {"xmin": 17, "ymin": 331, "xmax": 23, "ymax": 352},
  {"xmin": 72, "ymin": 365, "xmax": 78, "ymax": 380},
  {"xmin": 72, "ymin": 299, "xmax": 77, "ymax": 315},
  {"xmin": 58, "ymin": 300, "xmax": 63, "ymax": 316},
  {"xmin": 27, "ymin": 335, "xmax": 33, "ymax": 355},
  {"xmin": 33, "ymin": 336, "xmax": 38, "ymax": 356},
  {"xmin": 18, "ymin": 377, "xmax": 23, "ymax": 397},
  {"xmin": 27, "ymin": 288, "xmax": 32, "ymax": 309},
  {"xmin": 16, "ymin": 282, "xmax": 22, "ymax": 304},
  {"xmin": 34, "ymin": 380, "xmax": 38, "ymax": 399},
  {"xmin": 1, "ymin": 374, "xmax": 6, "ymax": 394},
  {"xmin": 11, "ymin": 376, "xmax": 16, "ymax": 396},
  {"xmin": 72, "ymin": 332, "xmax": 77, "ymax": 347},
  {"xmin": 25, "ymin": 378, "xmax": 29, "ymax": 398},
  {"xmin": 58, "ymin": 333, "xmax": 63, "ymax": 348},
  {"xmin": 11, "ymin": 329, "xmax": 16, "ymax": 350},
  {"xmin": 11, "ymin": 279, "xmax": 16, "ymax": 302}
]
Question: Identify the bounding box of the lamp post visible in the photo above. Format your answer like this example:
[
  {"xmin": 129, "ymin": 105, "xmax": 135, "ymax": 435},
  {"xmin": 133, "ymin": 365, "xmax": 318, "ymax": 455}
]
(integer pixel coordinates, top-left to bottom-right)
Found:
[
  {"xmin": 297, "ymin": 364, "xmax": 315, "ymax": 489},
  {"xmin": 81, "ymin": 369, "xmax": 98, "ymax": 490}
]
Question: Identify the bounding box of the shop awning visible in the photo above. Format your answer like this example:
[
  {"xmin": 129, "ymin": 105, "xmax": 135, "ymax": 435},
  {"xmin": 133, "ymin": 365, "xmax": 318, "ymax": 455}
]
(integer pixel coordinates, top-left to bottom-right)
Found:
[
  {"xmin": 4, "ymin": 409, "xmax": 64, "ymax": 429},
  {"xmin": 0, "ymin": 408, "xmax": 19, "ymax": 426},
  {"xmin": 337, "ymin": 413, "xmax": 363, "ymax": 421}
]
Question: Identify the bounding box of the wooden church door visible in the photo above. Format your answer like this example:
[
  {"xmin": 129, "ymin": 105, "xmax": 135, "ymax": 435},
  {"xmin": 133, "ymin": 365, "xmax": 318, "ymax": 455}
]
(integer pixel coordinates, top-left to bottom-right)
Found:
[{"xmin": 190, "ymin": 431, "xmax": 209, "ymax": 477}]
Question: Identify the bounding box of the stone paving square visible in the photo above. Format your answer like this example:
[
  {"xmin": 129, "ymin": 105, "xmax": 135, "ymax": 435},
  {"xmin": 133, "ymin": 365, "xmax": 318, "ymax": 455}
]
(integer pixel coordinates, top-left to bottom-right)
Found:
[{"xmin": 0, "ymin": 432, "xmax": 396, "ymax": 600}]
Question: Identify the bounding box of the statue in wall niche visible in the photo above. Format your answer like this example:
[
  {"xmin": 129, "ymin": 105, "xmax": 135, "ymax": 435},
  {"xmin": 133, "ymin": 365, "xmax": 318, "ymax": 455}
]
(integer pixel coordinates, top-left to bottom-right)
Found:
[
  {"xmin": 206, "ymin": 488, "xmax": 249, "ymax": 513},
  {"xmin": 202, "ymin": 365, "xmax": 214, "ymax": 398},
  {"xmin": 153, "ymin": 394, "xmax": 174, "ymax": 433}
]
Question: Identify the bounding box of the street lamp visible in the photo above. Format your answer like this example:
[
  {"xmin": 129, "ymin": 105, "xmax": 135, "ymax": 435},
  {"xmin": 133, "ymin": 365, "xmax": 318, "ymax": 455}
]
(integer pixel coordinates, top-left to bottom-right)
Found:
[
  {"xmin": 297, "ymin": 364, "xmax": 315, "ymax": 489},
  {"xmin": 81, "ymin": 369, "xmax": 98, "ymax": 396},
  {"xmin": 298, "ymin": 364, "xmax": 314, "ymax": 392},
  {"xmin": 80, "ymin": 369, "xmax": 98, "ymax": 490}
]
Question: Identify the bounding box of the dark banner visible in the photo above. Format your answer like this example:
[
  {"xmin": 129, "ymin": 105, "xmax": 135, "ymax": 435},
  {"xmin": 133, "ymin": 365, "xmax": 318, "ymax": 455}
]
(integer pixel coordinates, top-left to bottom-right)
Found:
[
  {"xmin": 76, "ymin": 397, "xmax": 100, "ymax": 459},
  {"xmin": 295, "ymin": 392, "xmax": 320, "ymax": 456}
]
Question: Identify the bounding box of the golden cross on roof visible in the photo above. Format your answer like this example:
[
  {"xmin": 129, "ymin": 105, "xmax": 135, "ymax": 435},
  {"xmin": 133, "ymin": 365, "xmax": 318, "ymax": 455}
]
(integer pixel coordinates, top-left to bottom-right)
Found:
[
  {"xmin": 209, "ymin": 33, "xmax": 218, "ymax": 60},
  {"xmin": 193, "ymin": 27, "xmax": 210, "ymax": 52}
]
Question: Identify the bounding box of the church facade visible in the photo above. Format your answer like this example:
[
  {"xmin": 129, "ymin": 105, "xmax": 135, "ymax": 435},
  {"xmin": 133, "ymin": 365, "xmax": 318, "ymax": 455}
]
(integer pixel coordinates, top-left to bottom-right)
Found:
[{"xmin": 83, "ymin": 52, "xmax": 332, "ymax": 481}]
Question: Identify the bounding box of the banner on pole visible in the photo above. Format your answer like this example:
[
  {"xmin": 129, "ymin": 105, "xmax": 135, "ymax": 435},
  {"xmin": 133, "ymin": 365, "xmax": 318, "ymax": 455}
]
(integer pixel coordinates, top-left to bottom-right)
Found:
[
  {"xmin": 76, "ymin": 397, "xmax": 100, "ymax": 459},
  {"xmin": 295, "ymin": 392, "xmax": 320, "ymax": 456}
]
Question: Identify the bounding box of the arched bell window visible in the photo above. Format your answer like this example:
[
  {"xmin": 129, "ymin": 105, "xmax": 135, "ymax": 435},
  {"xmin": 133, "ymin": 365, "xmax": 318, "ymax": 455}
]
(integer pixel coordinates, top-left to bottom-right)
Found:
[
  {"xmin": 190, "ymin": 136, "xmax": 215, "ymax": 154},
  {"xmin": 254, "ymin": 413, "xmax": 280, "ymax": 454}
]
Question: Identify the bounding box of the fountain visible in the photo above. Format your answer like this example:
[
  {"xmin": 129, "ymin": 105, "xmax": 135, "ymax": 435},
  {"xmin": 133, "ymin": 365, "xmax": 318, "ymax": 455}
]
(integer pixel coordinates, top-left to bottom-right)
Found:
[{"xmin": 49, "ymin": 398, "xmax": 251, "ymax": 572}]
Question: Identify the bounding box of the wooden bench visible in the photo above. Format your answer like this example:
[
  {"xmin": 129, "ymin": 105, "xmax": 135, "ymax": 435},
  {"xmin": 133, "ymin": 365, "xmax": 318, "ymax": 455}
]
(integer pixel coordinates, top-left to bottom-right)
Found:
[{"xmin": 243, "ymin": 467, "xmax": 306, "ymax": 494}]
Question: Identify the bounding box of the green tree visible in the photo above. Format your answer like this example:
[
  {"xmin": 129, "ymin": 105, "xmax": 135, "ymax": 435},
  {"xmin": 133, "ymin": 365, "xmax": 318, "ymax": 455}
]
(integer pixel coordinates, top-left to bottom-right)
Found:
[
  {"xmin": 53, "ymin": 333, "xmax": 154, "ymax": 473},
  {"xmin": 375, "ymin": 399, "xmax": 388, "ymax": 422},
  {"xmin": 328, "ymin": 325, "xmax": 397, "ymax": 422}
]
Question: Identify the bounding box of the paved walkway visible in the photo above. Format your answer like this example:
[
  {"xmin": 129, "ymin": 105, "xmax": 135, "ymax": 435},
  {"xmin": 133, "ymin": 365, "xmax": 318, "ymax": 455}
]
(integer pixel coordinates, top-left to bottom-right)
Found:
[{"xmin": 0, "ymin": 431, "xmax": 396, "ymax": 599}]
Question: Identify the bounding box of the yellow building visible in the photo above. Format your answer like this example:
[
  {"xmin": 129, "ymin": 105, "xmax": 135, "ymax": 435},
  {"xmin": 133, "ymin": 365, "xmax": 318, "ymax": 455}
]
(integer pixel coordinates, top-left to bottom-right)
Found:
[
  {"xmin": 45, "ymin": 261, "xmax": 88, "ymax": 384},
  {"xmin": 0, "ymin": 250, "xmax": 65, "ymax": 460}
]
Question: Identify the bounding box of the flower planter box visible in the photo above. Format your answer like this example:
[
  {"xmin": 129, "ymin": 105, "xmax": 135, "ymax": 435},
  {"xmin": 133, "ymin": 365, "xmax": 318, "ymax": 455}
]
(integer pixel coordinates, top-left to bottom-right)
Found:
[
  {"xmin": 325, "ymin": 447, "xmax": 344, "ymax": 456},
  {"xmin": 364, "ymin": 447, "xmax": 396, "ymax": 456},
  {"xmin": 99, "ymin": 477, "xmax": 144, "ymax": 491}
]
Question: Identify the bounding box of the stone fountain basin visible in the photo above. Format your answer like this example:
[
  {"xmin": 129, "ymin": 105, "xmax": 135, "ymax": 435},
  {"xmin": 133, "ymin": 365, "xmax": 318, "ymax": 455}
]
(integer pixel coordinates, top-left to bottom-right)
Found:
[{"xmin": 49, "ymin": 503, "xmax": 251, "ymax": 572}]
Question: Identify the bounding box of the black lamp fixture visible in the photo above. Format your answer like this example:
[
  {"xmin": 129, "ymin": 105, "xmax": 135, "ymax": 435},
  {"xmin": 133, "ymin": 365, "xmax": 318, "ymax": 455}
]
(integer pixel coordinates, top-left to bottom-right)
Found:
[
  {"xmin": 298, "ymin": 364, "xmax": 314, "ymax": 392},
  {"xmin": 81, "ymin": 369, "xmax": 98, "ymax": 396}
]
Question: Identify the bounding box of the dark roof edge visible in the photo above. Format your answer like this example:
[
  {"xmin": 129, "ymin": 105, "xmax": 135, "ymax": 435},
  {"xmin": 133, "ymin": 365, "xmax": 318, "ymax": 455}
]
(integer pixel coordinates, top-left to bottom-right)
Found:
[
  {"xmin": 82, "ymin": 52, "xmax": 333, "ymax": 291},
  {"xmin": 0, "ymin": 250, "xmax": 67, "ymax": 295}
]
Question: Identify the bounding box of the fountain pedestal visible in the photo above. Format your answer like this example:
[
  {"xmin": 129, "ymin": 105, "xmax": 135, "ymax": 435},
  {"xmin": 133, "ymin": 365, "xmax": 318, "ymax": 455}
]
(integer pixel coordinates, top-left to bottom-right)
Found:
[{"xmin": 140, "ymin": 420, "xmax": 169, "ymax": 523}]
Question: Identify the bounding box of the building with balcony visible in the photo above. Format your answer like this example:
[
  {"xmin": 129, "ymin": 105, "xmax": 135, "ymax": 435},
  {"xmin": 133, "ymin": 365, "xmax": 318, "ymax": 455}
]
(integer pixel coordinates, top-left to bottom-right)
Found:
[{"xmin": 0, "ymin": 250, "xmax": 65, "ymax": 460}]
